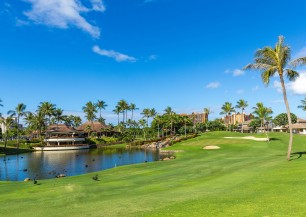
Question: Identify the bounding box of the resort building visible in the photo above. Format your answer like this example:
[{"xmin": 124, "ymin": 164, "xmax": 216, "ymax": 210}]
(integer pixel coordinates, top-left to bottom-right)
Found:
[
  {"xmin": 289, "ymin": 118, "xmax": 306, "ymax": 135},
  {"xmin": 223, "ymin": 113, "xmax": 254, "ymax": 125},
  {"xmin": 77, "ymin": 121, "xmax": 110, "ymax": 137},
  {"xmin": 44, "ymin": 124, "xmax": 85, "ymax": 146},
  {"xmin": 179, "ymin": 112, "xmax": 208, "ymax": 124}
]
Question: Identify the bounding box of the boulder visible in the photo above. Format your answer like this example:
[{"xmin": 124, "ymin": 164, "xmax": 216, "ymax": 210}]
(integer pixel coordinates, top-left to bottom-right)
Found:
[{"xmin": 24, "ymin": 178, "xmax": 31, "ymax": 182}]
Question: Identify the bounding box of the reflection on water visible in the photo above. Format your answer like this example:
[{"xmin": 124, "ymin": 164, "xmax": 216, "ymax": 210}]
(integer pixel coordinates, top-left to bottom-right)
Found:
[{"xmin": 0, "ymin": 148, "xmax": 159, "ymax": 181}]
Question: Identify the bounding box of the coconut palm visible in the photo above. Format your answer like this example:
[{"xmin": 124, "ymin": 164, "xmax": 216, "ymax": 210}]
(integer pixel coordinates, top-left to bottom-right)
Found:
[
  {"xmin": 7, "ymin": 103, "xmax": 27, "ymax": 149},
  {"xmin": 141, "ymin": 108, "xmax": 151, "ymax": 127},
  {"xmin": 113, "ymin": 106, "xmax": 121, "ymax": 125},
  {"xmin": 0, "ymin": 117, "xmax": 14, "ymax": 153},
  {"xmin": 252, "ymin": 102, "xmax": 273, "ymax": 140},
  {"xmin": 138, "ymin": 119, "xmax": 147, "ymax": 139},
  {"xmin": 96, "ymin": 100, "xmax": 107, "ymax": 121},
  {"xmin": 220, "ymin": 102, "xmax": 235, "ymax": 130},
  {"xmin": 53, "ymin": 108, "xmax": 65, "ymax": 128},
  {"xmin": 244, "ymin": 35, "xmax": 306, "ymax": 160},
  {"xmin": 37, "ymin": 102, "xmax": 56, "ymax": 126},
  {"xmin": 203, "ymin": 107, "xmax": 212, "ymax": 122},
  {"xmin": 298, "ymin": 97, "xmax": 306, "ymax": 111},
  {"xmin": 235, "ymin": 99, "xmax": 248, "ymax": 133},
  {"xmin": 82, "ymin": 101, "xmax": 97, "ymax": 128},
  {"xmin": 117, "ymin": 99, "xmax": 129, "ymax": 123},
  {"xmin": 24, "ymin": 111, "xmax": 46, "ymax": 142},
  {"xmin": 164, "ymin": 106, "xmax": 175, "ymax": 135},
  {"xmin": 129, "ymin": 103, "xmax": 138, "ymax": 120}
]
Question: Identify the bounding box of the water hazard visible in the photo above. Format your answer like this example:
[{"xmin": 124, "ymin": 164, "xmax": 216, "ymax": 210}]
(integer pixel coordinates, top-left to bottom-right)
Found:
[{"xmin": 0, "ymin": 148, "xmax": 159, "ymax": 181}]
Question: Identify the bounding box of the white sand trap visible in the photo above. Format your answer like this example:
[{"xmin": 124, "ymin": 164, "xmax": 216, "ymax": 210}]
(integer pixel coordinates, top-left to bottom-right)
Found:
[
  {"xmin": 203, "ymin": 146, "xmax": 220, "ymax": 150},
  {"xmin": 224, "ymin": 136, "xmax": 269, "ymax": 141}
]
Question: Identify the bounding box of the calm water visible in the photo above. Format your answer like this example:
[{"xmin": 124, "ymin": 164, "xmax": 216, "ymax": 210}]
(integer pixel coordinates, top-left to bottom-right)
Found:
[{"xmin": 0, "ymin": 148, "xmax": 159, "ymax": 181}]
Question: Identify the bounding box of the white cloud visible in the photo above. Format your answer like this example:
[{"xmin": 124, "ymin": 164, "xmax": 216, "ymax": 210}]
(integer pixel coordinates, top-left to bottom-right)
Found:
[
  {"xmin": 93, "ymin": 45, "xmax": 137, "ymax": 62},
  {"xmin": 148, "ymin": 54, "xmax": 157, "ymax": 60},
  {"xmin": 206, "ymin": 82, "xmax": 220, "ymax": 89},
  {"xmin": 23, "ymin": 0, "xmax": 105, "ymax": 38},
  {"xmin": 225, "ymin": 69, "xmax": 245, "ymax": 77},
  {"xmin": 287, "ymin": 72, "xmax": 306, "ymax": 95},
  {"xmin": 273, "ymin": 72, "xmax": 306, "ymax": 95}
]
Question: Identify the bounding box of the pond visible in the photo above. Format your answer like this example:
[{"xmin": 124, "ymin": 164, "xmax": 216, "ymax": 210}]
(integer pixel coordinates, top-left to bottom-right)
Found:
[{"xmin": 0, "ymin": 148, "xmax": 160, "ymax": 181}]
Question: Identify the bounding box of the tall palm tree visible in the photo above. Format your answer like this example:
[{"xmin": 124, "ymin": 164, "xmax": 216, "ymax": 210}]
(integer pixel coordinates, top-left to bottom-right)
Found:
[
  {"xmin": 244, "ymin": 35, "xmax": 306, "ymax": 160},
  {"xmin": 0, "ymin": 117, "xmax": 14, "ymax": 153},
  {"xmin": 129, "ymin": 103, "xmax": 138, "ymax": 120},
  {"xmin": 298, "ymin": 97, "xmax": 306, "ymax": 111},
  {"xmin": 220, "ymin": 102, "xmax": 235, "ymax": 130},
  {"xmin": 7, "ymin": 103, "xmax": 27, "ymax": 150},
  {"xmin": 235, "ymin": 99, "xmax": 248, "ymax": 133},
  {"xmin": 113, "ymin": 106, "xmax": 121, "ymax": 125},
  {"xmin": 164, "ymin": 106, "xmax": 175, "ymax": 135},
  {"xmin": 96, "ymin": 100, "xmax": 107, "ymax": 121},
  {"xmin": 38, "ymin": 102, "xmax": 56, "ymax": 126},
  {"xmin": 252, "ymin": 102, "xmax": 273, "ymax": 140},
  {"xmin": 118, "ymin": 99, "xmax": 129, "ymax": 123},
  {"xmin": 138, "ymin": 119, "xmax": 147, "ymax": 139},
  {"xmin": 24, "ymin": 111, "xmax": 46, "ymax": 142},
  {"xmin": 53, "ymin": 108, "xmax": 65, "ymax": 128},
  {"xmin": 141, "ymin": 108, "xmax": 151, "ymax": 127},
  {"xmin": 203, "ymin": 107, "xmax": 212, "ymax": 122},
  {"xmin": 82, "ymin": 101, "xmax": 97, "ymax": 128}
]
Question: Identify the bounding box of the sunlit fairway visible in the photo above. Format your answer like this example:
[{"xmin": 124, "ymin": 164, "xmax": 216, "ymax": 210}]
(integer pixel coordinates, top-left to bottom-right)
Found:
[{"xmin": 1, "ymin": 131, "xmax": 306, "ymax": 216}]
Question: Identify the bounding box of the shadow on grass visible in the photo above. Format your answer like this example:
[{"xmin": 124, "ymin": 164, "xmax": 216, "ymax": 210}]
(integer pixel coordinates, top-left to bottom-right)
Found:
[
  {"xmin": 269, "ymin": 138, "xmax": 281, "ymax": 141},
  {"xmin": 290, "ymin": 151, "xmax": 306, "ymax": 160}
]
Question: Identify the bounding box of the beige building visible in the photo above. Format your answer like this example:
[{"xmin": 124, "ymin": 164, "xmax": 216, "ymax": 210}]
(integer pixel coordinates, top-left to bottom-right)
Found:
[
  {"xmin": 223, "ymin": 112, "xmax": 254, "ymax": 125},
  {"xmin": 180, "ymin": 112, "xmax": 208, "ymax": 124}
]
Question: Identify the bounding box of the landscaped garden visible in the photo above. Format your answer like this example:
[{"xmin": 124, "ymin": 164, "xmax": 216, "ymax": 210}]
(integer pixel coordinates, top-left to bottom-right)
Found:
[{"xmin": 1, "ymin": 131, "xmax": 306, "ymax": 216}]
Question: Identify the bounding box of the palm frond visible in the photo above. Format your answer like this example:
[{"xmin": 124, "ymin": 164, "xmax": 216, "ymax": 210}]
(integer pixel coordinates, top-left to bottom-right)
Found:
[
  {"xmin": 290, "ymin": 57, "xmax": 306, "ymax": 67},
  {"xmin": 261, "ymin": 67, "xmax": 278, "ymax": 85},
  {"xmin": 285, "ymin": 69, "xmax": 299, "ymax": 81}
]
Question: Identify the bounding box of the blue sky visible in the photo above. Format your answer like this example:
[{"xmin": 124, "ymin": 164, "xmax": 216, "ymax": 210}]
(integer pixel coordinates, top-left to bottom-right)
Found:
[{"xmin": 1, "ymin": 0, "xmax": 306, "ymax": 123}]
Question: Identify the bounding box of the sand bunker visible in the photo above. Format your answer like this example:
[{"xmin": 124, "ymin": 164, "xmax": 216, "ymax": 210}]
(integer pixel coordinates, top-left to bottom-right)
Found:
[
  {"xmin": 224, "ymin": 136, "xmax": 269, "ymax": 141},
  {"xmin": 203, "ymin": 146, "xmax": 220, "ymax": 150}
]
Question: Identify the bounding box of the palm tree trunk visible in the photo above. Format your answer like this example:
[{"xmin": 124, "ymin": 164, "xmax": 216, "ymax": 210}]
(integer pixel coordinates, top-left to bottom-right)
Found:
[
  {"xmin": 17, "ymin": 116, "xmax": 20, "ymax": 150},
  {"xmin": 241, "ymin": 109, "xmax": 244, "ymax": 133},
  {"xmin": 280, "ymin": 76, "xmax": 293, "ymax": 161}
]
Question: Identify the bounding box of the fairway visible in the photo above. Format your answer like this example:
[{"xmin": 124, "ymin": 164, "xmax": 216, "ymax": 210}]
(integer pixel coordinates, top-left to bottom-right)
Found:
[{"xmin": 1, "ymin": 131, "xmax": 306, "ymax": 217}]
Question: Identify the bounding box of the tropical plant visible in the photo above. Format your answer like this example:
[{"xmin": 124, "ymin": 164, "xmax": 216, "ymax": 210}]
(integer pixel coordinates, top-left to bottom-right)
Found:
[
  {"xmin": 298, "ymin": 97, "xmax": 306, "ymax": 111},
  {"xmin": 252, "ymin": 102, "xmax": 273, "ymax": 140},
  {"xmin": 138, "ymin": 119, "xmax": 147, "ymax": 139},
  {"xmin": 129, "ymin": 103, "xmax": 138, "ymax": 120},
  {"xmin": 235, "ymin": 99, "xmax": 248, "ymax": 133},
  {"xmin": 0, "ymin": 117, "xmax": 14, "ymax": 152},
  {"xmin": 53, "ymin": 108, "xmax": 66, "ymax": 128},
  {"xmin": 113, "ymin": 106, "xmax": 121, "ymax": 125},
  {"xmin": 203, "ymin": 107, "xmax": 212, "ymax": 122},
  {"xmin": 96, "ymin": 100, "xmax": 107, "ymax": 121},
  {"xmin": 24, "ymin": 111, "xmax": 46, "ymax": 142},
  {"xmin": 141, "ymin": 108, "xmax": 151, "ymax": 127},
  {"xmin": 82, "ymin": 101, "xmax": 97, "ymax": 128},
  {"xmin": 220, "ymin": 102, "xmax": 235, "ymax": 130},
  {"xmin": 273, "ymin": 113, "xmax": 297, "ymax": 126},
  {"xmin": 164, "ymin": 106, "xmax": 175, "ymax": 135},
  {"xmin": 7, "ymin": 103, "xmax": 27, "ymax": 149},
  {"xmin": 117, "ymin": 99, "xmax": 129, "ymax": 123},
  {"xmin": 244, "ymin": 35, "xmax": 306, "ymax": 160},
  {"xmin": 37, "ymin": 102, "xmax": 56, "ymax": 126}
]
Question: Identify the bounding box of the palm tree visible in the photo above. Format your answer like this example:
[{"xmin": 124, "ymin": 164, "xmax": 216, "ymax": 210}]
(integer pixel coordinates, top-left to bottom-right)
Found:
[
  {"xmin": 203, "ymin": 107, "xmax": 212, "ymax": 122},
  {"xmin": 7, "ymin": 103, "xmax": 27, "ymax": 150},
  {"xmin": 82, "ymin": 101, "xmax": 97, "ymax": 128},
  {"xmin": 38, "ymin": 102, "xmax": 56, "ymax": 126},
  {"xmin": 113, "ymin": 106, "xmax": 121, "ymax": 125},
  {"xmin": 164, "ymin": 106, "xmax": 175, "ymax": 135},
  {"xmin": 118, "ymin": 99, "xmax": 129, "ymax": 123},
  {"xmin": 129, "ymin": 103, "xmax": 138, "ymax": 120},
  {"xmin": 252, "ymin": 102, "xmax": 273, "ymax": 140},
  {"xmin": 298, "ymin": 97, "xmax": 306, "ymax": 111},
  {"xmin": 138, "ymin": 119, "xmax": 147, "ymax": 139},
  {"xmin": 53, "ymin": 108, "xmax": 65, "ymax": 128},
  {"xmin": 235, "ymin": 99, "xmax": 248, "ymax": 133},
  {"xmin": 96, "ymin": 100, "xmax": 107, "ymax": 121},
  {"xmin": 24, "ymin": 111, "xmax": 46, "ymax": 142},
  {"xmin": 220, "ymin": 102, "xmax": 235, "ymax": 130},
  {"xmin": 0, "ymin": 117, "xmax": 14, "ymax": 153},
  {"xmin": 141, "ymin": 108, "xmax": 151, "ymax": 127},
  {"xmin": 244, "ymin": 35, "xmax": 306, "ymax": 160},
  {"xmin": 181, "ymin": 116, "xmax": 191, "ymax": 138}
]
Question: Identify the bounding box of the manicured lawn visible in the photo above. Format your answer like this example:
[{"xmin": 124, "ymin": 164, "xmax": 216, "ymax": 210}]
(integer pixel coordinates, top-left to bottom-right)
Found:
[{"xmin": 1, "ymin": 131, "xmax": 306, "ymax": 216}]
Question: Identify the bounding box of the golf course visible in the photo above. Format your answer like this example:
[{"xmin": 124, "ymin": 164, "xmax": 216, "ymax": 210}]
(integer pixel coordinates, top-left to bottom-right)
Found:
[{"xmin": 0, "ymin": 131, "xmax": 306, "ymax": 216}]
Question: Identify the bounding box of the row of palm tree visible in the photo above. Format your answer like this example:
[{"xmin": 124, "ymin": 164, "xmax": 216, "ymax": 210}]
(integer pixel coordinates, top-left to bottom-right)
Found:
[{"xmin": 112, "ymin": 100, "xmax": 138, "ymax": 124}]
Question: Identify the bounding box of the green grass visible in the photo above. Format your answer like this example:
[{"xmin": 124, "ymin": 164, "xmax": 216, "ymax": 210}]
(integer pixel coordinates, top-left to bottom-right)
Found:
[{"xmin": 1, "ymin": 131, "xmax": 306, "ymax": 216}]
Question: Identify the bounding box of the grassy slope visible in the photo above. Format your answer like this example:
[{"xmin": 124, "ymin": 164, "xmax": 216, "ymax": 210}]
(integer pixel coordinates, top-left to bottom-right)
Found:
[{"xmin": 1, "ymin": 132, "xmax": 306, "ymax": 216}]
